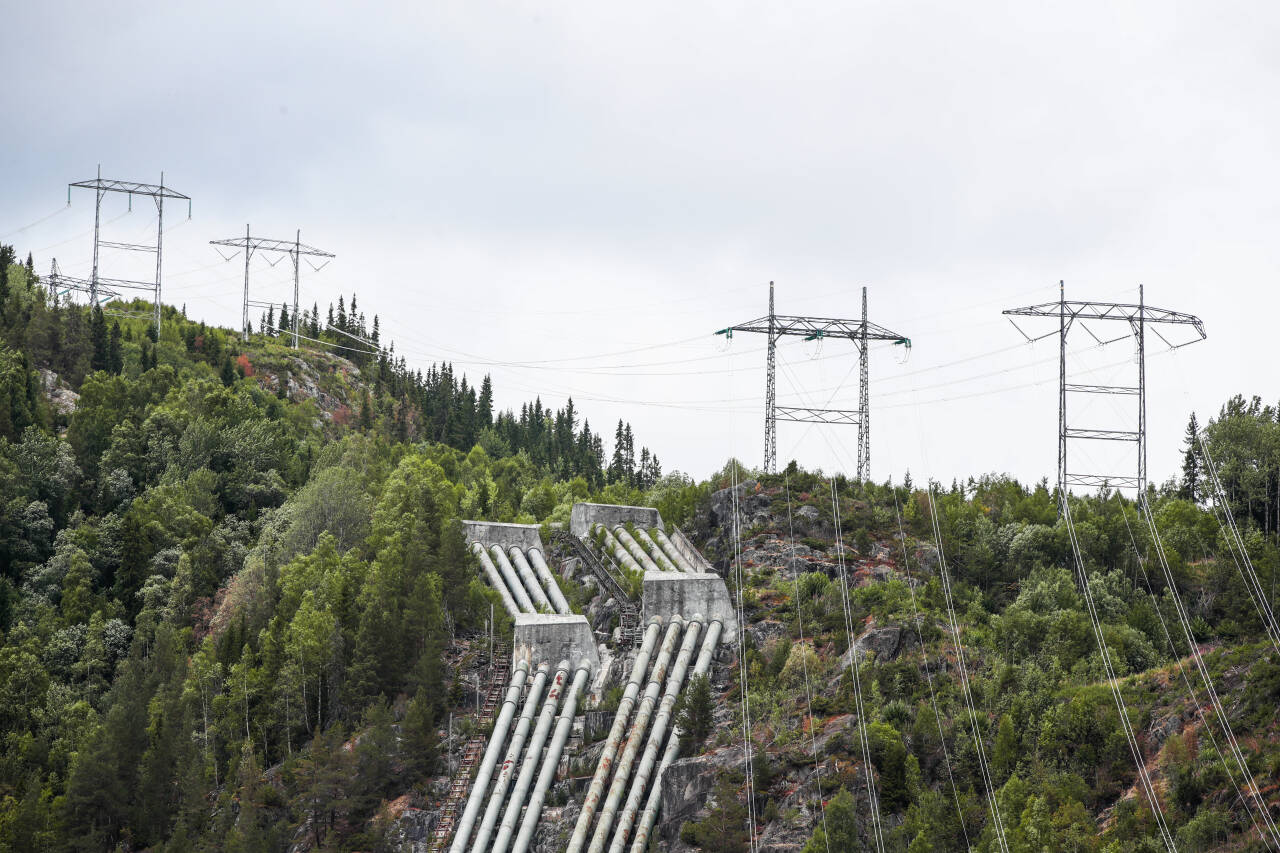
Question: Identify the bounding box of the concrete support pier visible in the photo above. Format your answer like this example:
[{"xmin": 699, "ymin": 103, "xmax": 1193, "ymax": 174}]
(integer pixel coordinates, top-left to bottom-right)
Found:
[
  {"xmin": 571, "ymin": 503, "xmax": 664, "ymax": 538},
  {"xmin": 513, "ymin": 613, "xmax": 601, "ymax": 678},
  {"xmin": 641, "ymin": 573, "xmax": 737, "ymax": 640}
]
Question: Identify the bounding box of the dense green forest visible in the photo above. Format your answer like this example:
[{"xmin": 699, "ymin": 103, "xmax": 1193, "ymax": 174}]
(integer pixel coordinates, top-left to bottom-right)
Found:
[
  {"xmin": 0, "ymin": 245, "xmax": 685, "ymax": 850},
  {"xmin": 0, "ymin": 240, "xmax": 1278, "ymax": 852}
]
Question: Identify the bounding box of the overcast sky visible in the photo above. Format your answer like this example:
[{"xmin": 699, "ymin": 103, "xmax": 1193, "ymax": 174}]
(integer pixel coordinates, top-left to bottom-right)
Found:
[{"xmin": 3, "ymin": 1, "xmax": 1277, "ymax": 487}]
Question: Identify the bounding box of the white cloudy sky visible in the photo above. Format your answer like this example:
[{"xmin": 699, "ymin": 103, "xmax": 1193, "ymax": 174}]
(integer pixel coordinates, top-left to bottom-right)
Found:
[{"xmin": 3, "ymin": 1, "xmax": 1277, "ymax": 486}]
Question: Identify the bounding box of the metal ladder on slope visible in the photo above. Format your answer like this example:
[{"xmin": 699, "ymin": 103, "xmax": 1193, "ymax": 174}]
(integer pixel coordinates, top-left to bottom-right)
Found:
[
  {"xmin": 551, "ymin": 531, "xmax": 641, "ymax": 646},
  {"xmin": 430, "ymin": 639, "xmax": 511, "ymax": 852}
]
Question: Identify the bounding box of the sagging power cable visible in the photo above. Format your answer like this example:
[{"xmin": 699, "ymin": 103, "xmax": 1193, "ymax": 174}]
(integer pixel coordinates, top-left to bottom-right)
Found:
[
  {"xmin": 828, "ymin": 478, "xmax": 885, "ymax": 852},
  {"xmin": 783, "ymin": 473, "xmax": 831, "ymax": 852},
  {"xmin": 925, "ymin": 486, "xmax": 1010, "ymax": 853},
  {"xmin": 889, "ymin": 483, "xmax": 972, "ymax": 849},
  {"xmin": 1060, "ymin": 494, "xmax": 1177, "ymax": 852},
  {"xmin": 1137, "ymin": 497, "xmax": 1280, "ymax": 848}
]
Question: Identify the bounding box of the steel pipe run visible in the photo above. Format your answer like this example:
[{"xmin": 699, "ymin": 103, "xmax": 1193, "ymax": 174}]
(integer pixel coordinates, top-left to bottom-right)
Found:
[
  {"xmin": 586, "ymin": 616, "xmax": 689, "ymax": 853},
  {"xmin": 525, "ymin": 548, "xmax": 572, "ymax": 615},
  {"xmin": 512, "ymin": 657, "xmax": 593, "ymax": 853},
  {"xmin": 613, "ymin": 526, "xmax": 662, "ymax": 574},
  {"xmin": 492, "ymin": 660, "xmax": 571, "ymax": 853},
  {"xmin": 608, "ymin": 616, "xmax": 705, "ymax": 853},
  {"xmin": 629, "ymin": 620, "xmax": 723, "ymax": 853},
  {"xmin": 480, "ymin": 542, "xmax": 535, "ymax": 613},
  {"xmin": 631, "ymin": 527, "xmax": 678, "ymax": 573},
  {"xmin": 566, "ymin": 617, "xmax": 665, "ymax": 853},
  {"xmin": 493, "ymin": 545, "xmax": 549, "ymax": 613},
  {"xmin": 595, "ymin": 524, "xmax": 645, "ymax": 575},
  {"xmin": 448, "ymin": 661, "xmax": 531, "ymax": 853},
  {"xmin": 473, "ymin": 542, "xmax": 524, "ymax": 618},
  {"xmin": 470, "ymin": 663, "xmax": 550, "ymax": 853},
  {"xmin": 651, "ymin": 528, "xmax": 697, "ymax": 573}
]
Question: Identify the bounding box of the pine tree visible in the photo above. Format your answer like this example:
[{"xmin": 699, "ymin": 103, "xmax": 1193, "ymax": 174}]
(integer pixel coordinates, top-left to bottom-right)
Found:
[
  {"xmin": 676, "ymin": 674, "xmax": 714, "ymax": 749},
  {"xmin": 107, "ymin": 321, "xmax": 123, "ymax": 374},
  {"xmin": 1181, "ymin": 412, "xmax": 1201, "ymax": 503},
  {"xmin": 89, "ymin": 304, "xmax": 108, "ymax": 372},
  {"xmin": 266, "ymin": 305, "xmax": 275, "ymax": 332},
  {"xmin": 478, "ymin": 375, "xmax": 493, "ymax": 427},
  {"xmin": 623, "ymin": 423, "xmax": 636, "ymax": 485},
  {"xmin": 0, "ymin": 245, "xmax": 11, "ymax": 318},
  {"xmin": 609, "ymin": 420, "xmax": 626, "ymax": 483},
  {"xmin": 278, "ymin": 302, "xmax": 290, "ymax": 336},
  {"xmin": 993, "ymin": 712, "xmax": 1017, "ymax": 781},
  {"xmin": 402, "ymin": 687, "xmax": 439, "ymax": 779},
  {"xmin": 220, "ymin": 355, "xmax": 236, "ymax": 387}
]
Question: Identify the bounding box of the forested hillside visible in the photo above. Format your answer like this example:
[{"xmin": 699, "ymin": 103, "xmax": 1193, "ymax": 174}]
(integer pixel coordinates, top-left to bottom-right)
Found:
[
  {"xmin": 0, "ymin": 246, "xmax": 684, "ymax": 850},
  {"xmin": 1, "ymin": 241, "xmax": 1279, "ymax": 852}
]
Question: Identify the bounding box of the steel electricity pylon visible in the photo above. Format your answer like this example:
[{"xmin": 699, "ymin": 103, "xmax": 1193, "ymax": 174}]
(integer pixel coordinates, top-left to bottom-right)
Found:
[
  {"xmin": 210, "ymin": 226, "xmax": 334, "ymax": 344},
  {"xmin": 717, "ymin": 282, "xmax": 910, "ymax": 478},
  {"xmin": 1004, "ymin": 281, "xmax": 1205, "ymax": 494},
  {"xmin": 68, "ymin": 167, "xmax": 191, "ymax": 333}
]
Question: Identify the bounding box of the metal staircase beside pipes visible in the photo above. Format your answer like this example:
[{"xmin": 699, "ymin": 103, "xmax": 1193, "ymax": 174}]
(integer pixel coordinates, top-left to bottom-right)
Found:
[
  {"xmin": 429, "ymin": 640, "xmax": 511, "ymax": 853},
  {"xmin": 553, "ymin": 530, "xmax": 641, "ymax": 645}
]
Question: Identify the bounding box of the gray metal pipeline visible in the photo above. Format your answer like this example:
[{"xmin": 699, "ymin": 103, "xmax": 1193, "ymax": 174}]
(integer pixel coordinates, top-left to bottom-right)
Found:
[
  {"xmin": 632, "ymin": 527, "xmax": 678, "ymax": 573},
  {"xmin": 522, "ymin": 547, "xmax": 572, "ymax": 615},
  {"xmin": 594, "ymin": 524, "xmax": 645, "ymax": 575},
  {"xmin": 512, "ymin": 657, "xmax": 593, "ymax": 853},
  {"xmin": 608, "ymin": 616, "xmax": 705, "ymax": 853},
  {"xmin": 472, "ymin": 542, "xmax": 524, "ymax": 618},
  {"xmin": 651, "ymin": 528, "xmax": 697, "ymax": 573},
  {"xmin": 479, "ymin": 542, "xmax": 535, "ymax": 613},
  {"xmin": 612, "ymin": 526, "xmax": 662, "ymax": 574},
  {"xmin": 491, "ymin": 660, "xmax": 570, "ymax": 853},
  {"xmin": 629, "ymin": 620, "xmax": 723, "ymax": 853},
  {"xmin": 470, "ymin": 663, "xmax": 550, "ymax": 853},
  {"xmin": 586, "ymin": 616, "xmax": 688, "ymax": 853},
  {"xmin": 565, "ymin": 617, "xmax": 665, "ymax": 853},
  {"xmin": 448, "ymin": 660, "xmax": 530, "ymax": 853},
  {"xmin": 493, "ymin": 545, "xmax": 548, "ymax": 612}
]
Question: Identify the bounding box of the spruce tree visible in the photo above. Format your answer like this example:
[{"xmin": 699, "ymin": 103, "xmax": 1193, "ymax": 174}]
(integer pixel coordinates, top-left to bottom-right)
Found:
[
  {"xmin": 1181, "ymin": 412, "xmax": 1201, "ymax": 503},
  {"xmin": 220, "ymin": 355, "xmax": 236, "ymax": 386},
  {"xmin": 0, "ymin": 246, "xmax": 10, "ymax": 318},
  {"xmin": 676, "ymin": 674, "xmax": 714, "ymax": 749},
  {"xmin": 89, "ymin": 304, "xmax": 108, "ymax": 372},
  {"xmin": 107, "ymin": 321, "xmax": 123, "ymax": 374}
]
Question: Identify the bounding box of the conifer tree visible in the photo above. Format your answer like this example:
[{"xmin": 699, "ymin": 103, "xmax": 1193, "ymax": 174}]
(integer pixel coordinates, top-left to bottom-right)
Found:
[
  {"xmin": 220, "ymin": 355, "xmax": 236, "ymax": 386},
  {"xmin": 89, "ymin": 304, "xmax": 108, "ymax": 372},
  {"xmin": 1181, "ymin": 412, "xmax": 1201, "ymax": 503},
  {"xmin": 107, "ymin": 321, "xmax": 123, "ymax": 374}
]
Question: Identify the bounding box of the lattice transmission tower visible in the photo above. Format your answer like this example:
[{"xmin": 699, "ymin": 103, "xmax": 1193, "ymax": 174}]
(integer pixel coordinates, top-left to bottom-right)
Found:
[
  {"xmin": 68, "ymin": 167, "xmax": 191, "ymax": 333},
  {"xmin": 210, "ymin": 226, "xmax": 334, "ymax": 345},
  {"xmin": 717, "ymin": 281, "xmax": 910, "ymax": 478},
  {"xmin": 1004, "ymin": 282, "xmax": 1205, "ymax": 494}
]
